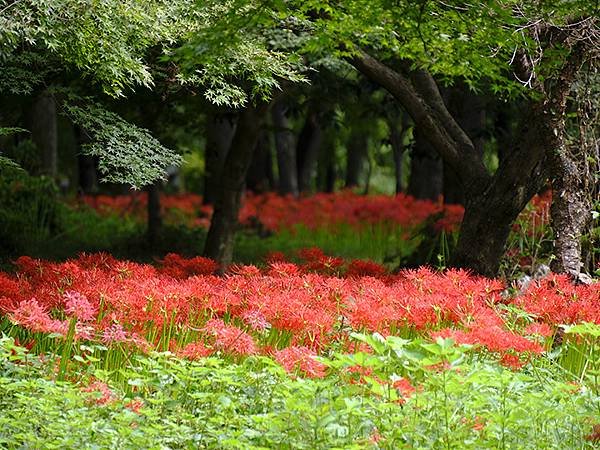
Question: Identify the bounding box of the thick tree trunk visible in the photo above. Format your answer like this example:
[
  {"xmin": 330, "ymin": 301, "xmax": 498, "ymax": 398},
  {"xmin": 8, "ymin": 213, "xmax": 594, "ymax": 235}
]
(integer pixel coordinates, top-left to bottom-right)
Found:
[
  {"xmin": 30, "ymin": 91, "xmax": 58, "ymax": 178},
  {"xmin": 203, "ymin": 102, "xmax": 270, "ymax": 270},
  {"xmin": 272, "ymin": 100, "xmax": 299, "ymax": 196},
  {"xmin": 407, "ymin": 129, "xmax": 443, "ymax": 200},
  {"xmin": 204, "ymin": 113, "xmax": 236, "ymax": 205},
  {"xmin": 453, "ymin": 164, "xmax": 547, "ymax": 276},
  {"xmin": 352, "ymin": 44, "xmax": 585, "ymax": 276},
  {"xmin": 453, "ymin": 43, "xmax": 587, "ymax": 276},
  {"xmin": 549, "ymin": 150, "xmax": 591, "ymax": 276},
  {"xmin": 296, "ymin": 108, "xmax": 323, "ymax": 193},
  {"xmin": 442, "ymin": 84, "xmax": 487, "ymax": 204},
  {"xmin": 546, "ymin": 42, "xmax": 595, "ymax": 278}
]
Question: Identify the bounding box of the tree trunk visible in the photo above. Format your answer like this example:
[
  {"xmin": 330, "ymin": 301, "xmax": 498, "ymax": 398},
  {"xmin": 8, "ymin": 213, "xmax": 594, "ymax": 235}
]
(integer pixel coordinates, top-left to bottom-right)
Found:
[
  {"xmin": 318, "ymin": 135, "xmax": 337, "ymax": 193},
  {"xmin": 75, "ymin": 127, "xmax": 98, "ymax": 194},
  {"xmin": 296, "ymin": 108, "xmax": 323, "ymax": 193},
  {"xmin": 272, "ymin": 100, "xmax": 299, "ymax": 196},
  {"xmin": 453, "ymin": 43, "xmax": 587, "ymax": 276},
  {"xmin": 546, "ymin": 42, "xmax": 596, "ymax": 282},
  {"xmin": 442, "ymin": 84, "xmax": 487, "ymax": 204},
  {"xmin": 549, "ymin": 148, "xmax": 591, "ymax": 276},
  {"xmin": 203, "ymin": 102, "xmax": 270, "ymax": 270},
  {"xmin": 389, "ymin": 113, "xmax": 411, "ymax": 194},
  {"xmin": 147, "ymin": 181, "xmax": 162, "ymax": 247},
  {"xmin": 407, "ymin": 129, "xmax": 443, "ymax": 200},
  {"xmin": 204, "ymin": 113, "xmax": 236, "ymax": 204},
  {"xmin": 30, "ymin": 91, "xmax": 58, "ymax": 178},
  {"xmin": 345, "ymin": 132, "xmax": 368, "ymax": 188},
  {"xmin": 351, "ymin": 43, "xmax": 585, "ymax": 276},
  {"xmin": 246, "ymin": 131, "xmax": 273, "ymax": 193}
]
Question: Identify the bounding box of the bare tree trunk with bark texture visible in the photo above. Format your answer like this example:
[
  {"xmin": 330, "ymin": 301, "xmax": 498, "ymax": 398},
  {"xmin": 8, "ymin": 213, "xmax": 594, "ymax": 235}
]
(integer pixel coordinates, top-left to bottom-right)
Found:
[
  {"xmin": 203, "ymin": 102, "xmax": 270, "ymax": 270},
  {"xmin": 352, "ymin": 39, "xmax": 588, "ymax": 276}
]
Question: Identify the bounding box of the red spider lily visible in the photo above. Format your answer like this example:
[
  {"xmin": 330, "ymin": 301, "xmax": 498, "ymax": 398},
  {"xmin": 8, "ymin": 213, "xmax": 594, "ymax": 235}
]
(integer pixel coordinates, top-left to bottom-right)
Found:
[
  {"xmin": 82, "ymin": 380, "xmax": 117, "ymax": 406},
  {"xmin": 267, "ymin": 262, "xmax": 301, "ymax": 277},
  {"xmin": 392, "ymin": 376, "xmax": 416, "ymax": 400},
  {"xmin": 346, "ymin": 259, "xmax": 387, "ymax": 278},
  {"xmin": 461, "ymin": 416, "xmax": 487, "ymax": 432},
  {"xmin": 102, "ymin": 323, "xmax": 129, "ymax": 344},
  {"xmin": 298, "ymin": 247, "xmax": 344, "ymax": 274},
  {"xmin": 80, "ymin": 191, "xmax": 465, "ymax": 234},
  {"xmin": 516, "ymin": 275, "xmax": 600, "ymax": 325},
  {"xmin": 344, "ymin": 365, "xmax": 375, "ymax": 385},
  {"xmin": 2, "ymin": 251, "xmax": 598, "ymax": 373},
  {"xmin": 499, "ymin": 353, "xmax": 526, "ymax": 370},
  {"xmin": 64, "ymin": 291, "xmax": 97, "ymax": 322},
  {"xmin": 178, "ymin": 341, "xmax": 213, "ymax": 360},
  {"xmin": 0, "ymin": 273, "xmax": 27, "ymax": 313},
  {"xmin": 159, "ymin": 253, "xmax": 219, "ymax": 278},
  {"xmin": 9, "ymin": 298, "xmax": 66, "ymax": 335},
  {"xmin": 275, "ymin": 346, "xmax": 326, "ymax": 378},
  {"xmin": 240, "ymin": 309, "xmax": 270, "ymax": 331},
  {"xmin": 523, "ymin": 322, "xmax": 554, "ymax": 337},
  {"xmin": 203, "ymin": 319, "xmax": 258, "ymax": 356},
  {"xmin": 125, "ymin": 398, "xmax": 145, "ymax": 414},
  {"xmin": 264, "ymin": 251, "xmax": 287, "ymax": 264}
]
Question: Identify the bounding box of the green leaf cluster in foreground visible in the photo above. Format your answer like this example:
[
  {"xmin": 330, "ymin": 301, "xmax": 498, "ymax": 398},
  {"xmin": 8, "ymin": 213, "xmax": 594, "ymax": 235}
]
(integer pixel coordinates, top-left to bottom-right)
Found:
[{"xmin": 1, "ymin": 335, "xmax": 598, "ymax": 449}]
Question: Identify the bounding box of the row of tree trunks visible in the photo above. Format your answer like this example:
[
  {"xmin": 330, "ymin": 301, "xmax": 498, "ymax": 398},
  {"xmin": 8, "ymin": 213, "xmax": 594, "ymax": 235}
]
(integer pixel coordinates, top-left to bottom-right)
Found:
[{"xmin": 245, "ymin": 100, "xmax": 326, "ymax": 195}]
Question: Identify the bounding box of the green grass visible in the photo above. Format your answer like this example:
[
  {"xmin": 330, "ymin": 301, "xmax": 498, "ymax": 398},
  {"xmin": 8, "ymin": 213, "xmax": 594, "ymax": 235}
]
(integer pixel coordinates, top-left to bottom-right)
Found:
[{"xmin": 1, "ymin": 334, "xmax": 598, "ymax": 449}]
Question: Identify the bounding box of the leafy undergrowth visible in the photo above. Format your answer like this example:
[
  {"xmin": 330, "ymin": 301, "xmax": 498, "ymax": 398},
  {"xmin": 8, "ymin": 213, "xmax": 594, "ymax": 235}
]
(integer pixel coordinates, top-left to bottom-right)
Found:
[
  {"xmin": 1, "ymin": 333, "xmax": 599, "ymax": 449},
  {"xmin": 0, "ymin": 252, "xmax": 599, "ymax": 448}
]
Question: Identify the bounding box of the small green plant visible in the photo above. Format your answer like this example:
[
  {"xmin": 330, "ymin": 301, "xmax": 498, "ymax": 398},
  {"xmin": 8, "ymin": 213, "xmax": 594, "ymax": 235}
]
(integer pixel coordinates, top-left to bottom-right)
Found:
[{"xmin": 560, "ymin": 322, "xmax": 600, "ymax": 394}]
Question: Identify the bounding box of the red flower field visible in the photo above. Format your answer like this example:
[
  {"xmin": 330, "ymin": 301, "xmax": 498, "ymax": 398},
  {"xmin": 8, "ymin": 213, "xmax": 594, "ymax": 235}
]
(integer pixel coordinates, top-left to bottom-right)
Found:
[
  {"xmin": 2, "ymin": 250, "xmax": 597, "ymax": 378},
  {"xmin": 80, "ymin": 191, "xmax": 466, "ymax": 233}
]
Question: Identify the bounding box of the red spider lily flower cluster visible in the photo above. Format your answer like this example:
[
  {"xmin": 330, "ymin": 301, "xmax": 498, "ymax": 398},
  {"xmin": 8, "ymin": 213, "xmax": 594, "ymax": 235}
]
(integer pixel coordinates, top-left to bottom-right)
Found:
[
  {"xmin": 515, "ymin": 274, "xmax": 600, "ymax": 325},
  {"xmin": 80, "ymin": 191, "xmax": 464, "ymax": 233},
  {"xmin": 158, "ymin": 253, "xmax": 219, "ymax": 278},
  {"xmin": 1, "ymin": 251, "xmax": 598, "ymax": 378},
  {"xmin": 64, "ymin": 291, "xmax": 96, "ymax": 321},
  {"xmin": 275, "ymin": 346, "xmax": 326, "ymax": 378},
  {"xmin": 79, "ymin": 193, "xmax": 210, "ymax": 227},
  {"xmin": 82, "ymin": 380, "xmax": 117, "ymax": 406},
  {"xmin": 239, "ymin": 191, "xmax": 464, "ymax": 233},
  {"xmin": 81, "ymin": 380, "xmax": 145, "ymax": 414}
]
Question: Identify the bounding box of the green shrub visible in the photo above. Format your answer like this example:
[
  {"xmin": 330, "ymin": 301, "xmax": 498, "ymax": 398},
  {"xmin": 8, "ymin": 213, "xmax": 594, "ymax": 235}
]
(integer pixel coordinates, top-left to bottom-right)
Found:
[{"xmin": 0, "ymin": 167, "xmax": 60, "ymax": 262}]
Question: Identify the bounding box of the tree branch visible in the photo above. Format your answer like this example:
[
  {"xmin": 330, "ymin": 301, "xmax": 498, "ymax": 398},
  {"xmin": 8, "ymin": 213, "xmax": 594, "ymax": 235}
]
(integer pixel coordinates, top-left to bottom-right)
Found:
[{"xmin": 350, "ymin": 50, "xmax": 490, "ymax": 194}]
